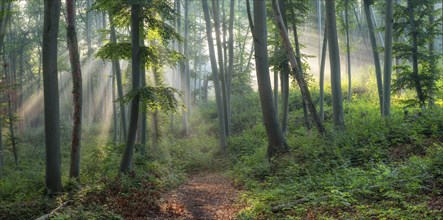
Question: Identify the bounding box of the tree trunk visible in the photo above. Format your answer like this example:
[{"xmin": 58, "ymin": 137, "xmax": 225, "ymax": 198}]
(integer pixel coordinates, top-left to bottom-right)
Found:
[
  {"xmin": 227, "ymin": 0, "xmax": 234, "ymax": 135},
  {"xmin": 109, "ymin": 15, "xmax": 127, "ymax": 141},
  {"xmin": 363, "ymin": 0, "xmax": 383, "ymax": 115},
  {"xmin": 271, "ymin": 0, "xmax": 326, "ymax": 135},
  {"xmin": 326, "ymin": 0, "xmax": 344, "ymax": 129},
  {"xmin": 181, "ymin": 0, "xmax": 189, "ymax": 135},
  {"xmin": 406, "ymin": 0, "xmax": 425, "ymax": 106},
  {"xmin": 292, "ymin": 20, "xmax": 311, "ymax": 132},
  {"xmin": 140, "ymin": 20, "xmax": 147, "ymax": 154},
  {"xmin": 212, "ymin": 0, "xmax": 230, "ymax": 137},
  {"xmin": 66, "ymin": 0, "xmax": 83, "ymax": 179},
  {"xmin": 280, "ymin": 0, "xmax": 289, "ymax": 135},
  {"xmin": 152, "ymin": 68, "xmax": 160, "ymax": 152},
  {"xmin": 0, "ymin": 115, "xmax": 2, "ymax": 178},
  {"xmin": 120, "ymin": 4, "xmax": 141, "ymax": 174},
  {"xmin": 43, "ymin": 0, "xmax": 62, "ymax": 194},
  {"xmin": 319, "ymin": 26, "xmax": 327, "ymax": 122},
  {"xmin": 202, "ymin": 0, "xmax": 227, "ymax": 152},
  {"xmin": 253, "ymin": 0, "xmax": 287, "ymax": 158},
  {"xmin": 382, "ymin": 0, "xmax": 393, "ymax": 117},
  {"xmin": 345, "ymin": 0, "xmax": 351, "ymax": 102}
]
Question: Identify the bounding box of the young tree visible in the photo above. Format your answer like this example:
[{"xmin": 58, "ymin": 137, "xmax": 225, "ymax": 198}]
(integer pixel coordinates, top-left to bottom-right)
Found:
[
  {"xmin": 271, "ymin": 0, "xmax": 325, "ymax": 135},
  {"xmin": 43, "ymin": 0, "xmax": 62, "ymax": 194},
  {"xmin": 120, "ymin": 3, "xmax": 141, "ymax": 174},
  {"xmin": 66, "ymin": 0, "xmax": 83, "ymax": 179},
  {"xmin": 202, "ymin": 0, "xmax": 227, "ymax": 152},
  {"xmin": 382, "ymin": 0, "xmax": 393, "ymax": 117},
  {"xmin": 363, "ymin": 0, "xmax": 383, "ymax": 115},
  {"xmin": 326, "ymin": 0, "xmax": 344, "ymax": 128},
  {"xmin": 252, "ymin": 0, "xmax": 287, "ymax": 157}
]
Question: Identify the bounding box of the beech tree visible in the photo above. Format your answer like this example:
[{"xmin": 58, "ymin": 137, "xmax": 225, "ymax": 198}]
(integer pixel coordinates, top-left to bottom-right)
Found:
[
  {"xmin": 202, "ymin": 0, "xmax": 227, "ymax": 152},
  {"xmin": 66, "ymin": 0, "xmax": 82, "ymax": 179},
  {"xmin": 326, "ymin": 0, "xmax": 344, "ymax": 128},
  {"xmin": 43, "ymin": 0, "xmax": 62, "ymax": 194},
  {"xmin": 120, "ymin": 3, "xmax": 141, "ymax": 174},
  {"xmin": 252, "ymin": 0, "xmax": 287, "ymax": 157}
]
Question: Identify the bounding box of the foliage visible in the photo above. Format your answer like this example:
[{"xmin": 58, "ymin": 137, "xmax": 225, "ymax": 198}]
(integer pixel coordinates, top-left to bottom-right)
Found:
[
  {"xmin": 228, "ymin": 89, "xmax": 443, "ymax": 219},
  {"xmin": 392, "ymin": 0, "xmax": 442, "ymax": 107},
  {"xmin": 117, "ymin": 86, "xmax": 181, "ymax": 112}
]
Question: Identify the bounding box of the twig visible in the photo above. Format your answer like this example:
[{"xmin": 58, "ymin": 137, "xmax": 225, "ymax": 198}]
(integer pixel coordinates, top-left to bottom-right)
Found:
[{"xmin": 35, "ymin": 201, "xmax": 69, "ymax": 220}]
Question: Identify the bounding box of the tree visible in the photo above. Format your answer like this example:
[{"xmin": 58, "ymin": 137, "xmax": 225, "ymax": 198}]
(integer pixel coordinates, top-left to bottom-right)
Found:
[
  {"xmin": 326, "ymin": 0, "xmax": 344, "ymax": 128},
  {"xmin": 43, "ymin": 0, "xmax": 62, "ymax": 194},
  {"xmin": 271, "ymin": 0, "xmax": 326, "ymax": 135},
  {"xmin": 109, "ymin": 15, "xmax": 127, "ymax": 141},
  {"xmin": 252, "ymin": 0, "xmax": 287, "ymax": 157},
  {"xmin": 382, "ymin": 0, "xmax": 393, "ymax": 117},
  {"xmin": 363, "ymin": 0, "xmax": 383, "ymax": 115},
  {"xmin": 66, "ymin": 0, "xmax": 83, "ymax": 179},
  {"xmin": 212, "ymin": 0, "xmax": 230, "ymax": 137},
  {"xmin": 345, "ymin": 0, "xmax": 351, "ymax": 102},
  {"xmin": 202, "ymin": 0, "xmax": 227, "ymax": 152},
  {"xmin": 120, "ymin": 3, "xmax": 141, "ymax": 174}
]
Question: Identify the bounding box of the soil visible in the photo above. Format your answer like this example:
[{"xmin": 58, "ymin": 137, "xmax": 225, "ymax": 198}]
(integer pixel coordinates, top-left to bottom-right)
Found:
[{"xmin": 154, "ymin": 172, "xmax": 243, "ymax": 219}]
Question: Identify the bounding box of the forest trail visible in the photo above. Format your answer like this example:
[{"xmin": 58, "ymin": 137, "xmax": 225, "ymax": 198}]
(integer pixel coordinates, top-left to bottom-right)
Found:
[{"xmin": 155, "ymin": 172, "xmax": 243, "ymax": 219}]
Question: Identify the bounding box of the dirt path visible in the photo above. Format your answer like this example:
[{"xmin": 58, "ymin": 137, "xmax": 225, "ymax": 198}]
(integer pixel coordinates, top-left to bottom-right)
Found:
[{"xmin": 156, "ymin": 173, "xmax": 243, "ymax": 219}]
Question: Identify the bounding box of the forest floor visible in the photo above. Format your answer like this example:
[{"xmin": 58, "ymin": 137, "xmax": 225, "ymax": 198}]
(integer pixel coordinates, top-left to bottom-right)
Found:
[{"xmin": 153, "ymin": 172, "xmax": 244, "ymax": 219}]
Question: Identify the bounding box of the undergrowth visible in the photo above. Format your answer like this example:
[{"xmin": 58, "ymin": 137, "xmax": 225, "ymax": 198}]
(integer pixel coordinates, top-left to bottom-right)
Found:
[{"xmin": 228, "ymin": 90, "xmax": 443, "ymax": 219}]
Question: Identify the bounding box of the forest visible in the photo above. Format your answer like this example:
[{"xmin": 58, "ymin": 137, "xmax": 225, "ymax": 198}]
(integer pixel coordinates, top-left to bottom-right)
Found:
[{"xmin": 0, "ymin": 0, "xmax": 442, "ymax": 219}]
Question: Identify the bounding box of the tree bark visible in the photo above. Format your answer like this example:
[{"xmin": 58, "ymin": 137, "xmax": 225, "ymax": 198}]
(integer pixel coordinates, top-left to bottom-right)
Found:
[
  {"xmin": 279, "ymin": 0, "xmax": 289, "ymax": 135},
  {"xmin": 319, "ymin": 26, "xmax": 327, "ymax": 122},
  {"xmin": 254, "ymin": 0, "xmax": 287, "ymax": 157},
  {"xmin": 363, "ymin": 0, "xmax": 383, "ymax": 115},
  {"xmin": 407, "ymin": 0, "xmax": 425, "ymax": 106},
  {"xmin": 345, "ymin": 0, "xmax": 351, "ymax": 102},
  {"xmin": 43, "ymin": 0, "xmax": 62, "ymax": 194},
  {"xmin": 382, "ymin": 0, "xmax": 393, "ymax": 117},
  {"xmin": 120, "ymin": 4, "xmax": 141, "ymax": 174},
  {"xmin": 66, "ymin": 0, "xmax": 83, "ymax": 179},
  {"xmin": 109, "ymin": 15, "xmax": 127, "ymax": 141},
  {"xmin": 140, "ymin": 19, "xmax": 147, "ymax": 154},
  {"xmin": 202, "ymin": 0, "xmax": 227, "ymax": 152},
  {"xmin": 227, "ymin": 0, "xmax": 234, "ymax": 135},
  {"xmin": 212, "ymin": 0, "xmax": 230, "ymax": 137},
  {"xmin": 292, "ymin": 20, "xmax": 311, "ymax": 132},
  {"xmin": 326, "ymin": 0, "xmax": 344, "ymax": 129},
  {"xmin": 271, "ymin": 0, "xmax": 325, "ymax": 135}
]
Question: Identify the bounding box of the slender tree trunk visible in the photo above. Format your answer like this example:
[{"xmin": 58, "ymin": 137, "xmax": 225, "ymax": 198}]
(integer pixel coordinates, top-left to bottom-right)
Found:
[
  {"xmin": 253, "ymin": 0, "xmax": 287, "ymax": 158},
  {"xmin": 109, "ymin": 15, "xmax": 127, "ymax": 141},
  {"xmin": 181, "ymin": 0, "xmax": 189, "ymax": 135},
  {"xmin": 212, "ymin": 0, "xmax": 230, "ymax": 137},
  {"xmin": 43, "ymin": 0, "xmax": 62, "ymax": 194},
  {"xmin": 86, "ymin": 0, "xmax": 93, "ymax": 124},
  {"xmin": 363, "ymin": 0, "xmax": 383, "ymax": 115},
  {"xmin": 326, "ymin": 0, "xmax": 344, "ymax": 128},
  {"xmin": 319, "ymin": 26, "xmax": 327, "ymax": 122},
  {"xmin": 202, "ymin": 0, "xmax": 227, "ymax": 152},
  {"xmin": 227, "ymin": 0, "xmax": 234, "ymax": 135},
  {"xmin": 274, "ymin": 39, "xmax": 279, "ymax": 116},
  {"xmin": 271, "ymin": 0, "xmax": 325, "ymax": 134},
  {"xmin": 345, "ymin": 0, "xmax": 352, "ymax": 102},
  {"xmin": 152, "ymin": 68, "xmax": 160, "ymax": 152},
  {"xmin": 3, "ymin": 54, "xmax": 18, "ymax": 167},
  {"xmin": 407, "ymin": 0, "xmax": 425, "ymax": 106},
  {"xmin": 0, "ymin": 115, "xmax": 2, "ymax": 178},
  {"xmin": 382, "ymin": 0, "xmax": 393, "ymax": 117},
  {"xmin": 292, "ymin": 20, "xmax": 311, "ymax": 131},
  {"xmin": 279, "ymin": 0, "xmax": 289, "ymax": 135},
  {"xmin": 140, "ymin": 21, "xmax": 147, "ymax": 154},
  {"xmin": 112, "ymin": 69, "xmax": 117, "ymax": 142},
  {"xmin": 120, "ymin": 4, "xmax": 141, "ymax": 174},
  {"xmin": 66, "ymin": 0, "xmax": 83, "ymax": 179}
]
